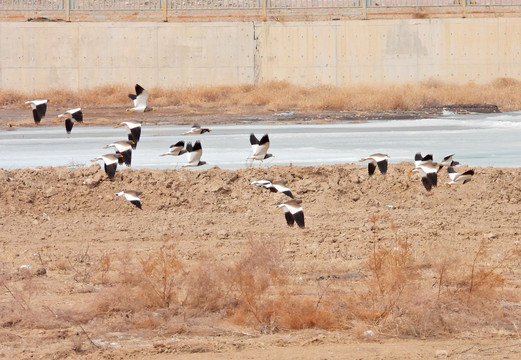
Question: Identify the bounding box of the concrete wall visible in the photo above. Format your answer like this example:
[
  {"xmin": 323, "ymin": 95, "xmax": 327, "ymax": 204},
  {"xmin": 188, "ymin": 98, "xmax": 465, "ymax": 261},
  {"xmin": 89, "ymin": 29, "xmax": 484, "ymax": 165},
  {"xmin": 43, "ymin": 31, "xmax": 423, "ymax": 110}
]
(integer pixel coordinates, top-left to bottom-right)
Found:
[{"xmin": 1, "ymin": 18, "xmax": 520, "ymax": 91}]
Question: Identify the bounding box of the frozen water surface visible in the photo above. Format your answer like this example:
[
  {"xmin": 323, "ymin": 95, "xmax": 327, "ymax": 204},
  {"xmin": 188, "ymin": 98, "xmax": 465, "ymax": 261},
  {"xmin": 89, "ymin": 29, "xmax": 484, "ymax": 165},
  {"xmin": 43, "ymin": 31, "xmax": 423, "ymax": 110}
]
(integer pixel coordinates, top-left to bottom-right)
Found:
[{"xmin": 1, "ymin": 111, "xmax": 521, "ymax": 170}]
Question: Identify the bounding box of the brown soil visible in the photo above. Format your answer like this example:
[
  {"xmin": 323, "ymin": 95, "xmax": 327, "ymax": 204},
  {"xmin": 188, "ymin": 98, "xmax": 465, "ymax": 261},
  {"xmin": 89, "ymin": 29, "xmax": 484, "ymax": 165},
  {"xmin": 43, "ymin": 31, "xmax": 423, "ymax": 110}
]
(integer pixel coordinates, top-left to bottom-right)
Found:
[
  {"xmin": 2, "ymin": 160, "xmax": 521, "ymax": 358},
  {"xmin": 1, "ymin": 106, "xmax": 521, "ymax": 359},
  {"xmin": 0, "ymin": 103, "xmax": 500, "ymax": 130}
]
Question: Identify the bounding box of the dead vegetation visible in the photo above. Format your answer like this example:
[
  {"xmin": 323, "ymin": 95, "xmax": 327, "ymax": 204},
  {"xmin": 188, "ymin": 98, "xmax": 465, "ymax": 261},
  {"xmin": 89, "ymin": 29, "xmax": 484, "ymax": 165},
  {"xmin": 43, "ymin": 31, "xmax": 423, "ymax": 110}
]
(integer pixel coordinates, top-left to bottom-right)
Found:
[
  {"xmin": 2, "ymin": 78, "xmax": 521, "ymax": 113},
  {"xmin": 2, "ymin": 214, "xmax": 519, "ymax": 351}
]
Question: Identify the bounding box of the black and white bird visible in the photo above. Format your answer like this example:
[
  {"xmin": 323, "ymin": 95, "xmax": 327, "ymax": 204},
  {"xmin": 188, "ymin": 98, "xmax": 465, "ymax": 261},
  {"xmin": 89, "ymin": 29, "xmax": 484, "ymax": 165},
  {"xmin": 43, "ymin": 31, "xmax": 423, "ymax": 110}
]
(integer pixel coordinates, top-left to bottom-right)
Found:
[
  {"xmin": 160, "ymin": 141, "xmax": 187, "ymax": 157},
  {"xmin": 182, "ymin": 124, "xmax": 211, "ymax": 135},
  {"xmin": 54, "ymin": 108, "xmax": 83, "ymax": 134},
  {"xmin": 249, "ymin": 133, "xmax": 273, "ymax": 162},
  {"xmin": 445, "ymin": 167, "xmax": 474, "ymax": 185},
  {"xmin": 184, "ymin": 140, "xmax": 207, "ymax": 167},
  {"xmin": 249, "ymin": 179, "xmax": 294, "ymax": 198},
  {"xmin": 91, "ymin": 153, "xmax": 123, "ymax": 179},
  {"xmin": 414, "ymin": 152, "xmax": 433, "ymax": 168},
  {"xmin": 409, "ymin": 160, "xmax": 438, "ymax": 191},
  {"xmin": 359, "ymin": 153, "xmax": 389, "ymax": 176},
  {"xmin": 104, "ymin": 140, "xmax": 135, "ymax": 167},
  {"xmin": 115, "ymin": 191, "xmax": 143, "ymax": 209},
  {"xmin": 438, "ymin": 153, "xmax": 460, "ymax": 171},
  {"xmin": 115, "ymin": 121, "xmax": 141, "ymax": 148},
  {"xmin": 275, "ymin": 199, "xmax": 305, "ymax": 229},
  {"xmin": 126, "ymin": 84, "xmax": 153, "ymax": 113},
  {"xmin": 25, "ymin": 99, "xmax": 49, "ymax": 124}
]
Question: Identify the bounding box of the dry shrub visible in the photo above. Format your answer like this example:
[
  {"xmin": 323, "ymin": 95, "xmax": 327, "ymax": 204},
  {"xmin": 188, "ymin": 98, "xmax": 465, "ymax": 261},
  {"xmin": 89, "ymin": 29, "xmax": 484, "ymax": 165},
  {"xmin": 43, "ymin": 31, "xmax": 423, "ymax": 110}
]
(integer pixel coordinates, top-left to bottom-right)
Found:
[
  {"xmin": 137, "ymin": 244, "xmax": 184, "ymax": 309},
  {"xmin": 182, "ymin": 258, "xmax": 232, "ymax": 314},
  {"xmin": 349, "ymin": 215, "xmax": 521, "ymax": 337},
  {"xmin": 274, "ymin": 290, "xmax": 344, "ymax": 330},
  {"xmin": 356, "ymin": 215, "xmax": 419, "ymax": 325},
  {"xmin": 225, "ymin": 240, "xmax": 345, "ymax": 331},
  {"xmin": 95, "ymin": 243, "xmax": 184, "ymax": 315},
  {"xmin": 227, "ymin": 240, "xmax": 287, "ymax": 332}
]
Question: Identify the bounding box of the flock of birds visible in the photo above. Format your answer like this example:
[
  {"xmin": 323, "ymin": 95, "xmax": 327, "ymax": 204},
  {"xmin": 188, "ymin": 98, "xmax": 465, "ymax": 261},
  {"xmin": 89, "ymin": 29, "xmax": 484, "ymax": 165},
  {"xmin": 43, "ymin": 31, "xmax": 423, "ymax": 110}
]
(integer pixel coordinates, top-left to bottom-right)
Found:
[{"xmin": 23, "ymin": 84, "xmax": 475, "ymax": 229}]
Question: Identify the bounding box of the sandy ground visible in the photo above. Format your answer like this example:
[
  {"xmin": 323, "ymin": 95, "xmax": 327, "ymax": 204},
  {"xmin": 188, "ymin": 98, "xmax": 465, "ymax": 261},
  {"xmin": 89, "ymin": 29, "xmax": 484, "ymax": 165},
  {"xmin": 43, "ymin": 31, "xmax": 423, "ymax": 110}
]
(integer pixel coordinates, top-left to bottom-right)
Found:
[
  {"xmin": 1, "ymin": 106, "xmax": 521, "ymax": 359},
  {"xmin": 1, "ymin": 160, "xmax": 521, "ymax": 359}
]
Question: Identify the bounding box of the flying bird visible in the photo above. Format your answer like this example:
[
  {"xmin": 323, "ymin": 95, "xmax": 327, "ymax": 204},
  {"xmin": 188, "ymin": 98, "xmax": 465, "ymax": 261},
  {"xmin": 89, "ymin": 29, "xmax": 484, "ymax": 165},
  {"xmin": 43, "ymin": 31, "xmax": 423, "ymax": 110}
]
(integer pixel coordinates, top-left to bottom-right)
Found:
[
  {"xmin": 409, "ymin": 160, "xmax": 438, "ymax": 191},
  {"xmin": 115, "ymin": 121, "xmax": 141, "ymax": 148},
  {"xmin": 25, "ymin": 99, "xmax": 49, "ymax": 124},
  {"xmin": 126, "ymin": 84, "xmax": 153, "ymax": 113},
  {"xmin": 182, "ymin": 124, "xmax": 211, "ymax": 135},
  {"xmin": 249, "ymin": 179, "xmax": 294, "ymax": 198},
  {"xmin": 104, "ymin": 140, "xmax": 135, "ymax": 167},
  {"xmin": 54, "ymin": 108, "xmax": 83, "ymax": 134},
  {"xmin": 275, "ymin": 199, "xmax": 305, "ymax": 229},
  {"xmin": 359, "ymin": 153, "xmax": 389, "ymax": 176},
  {"xmin": 91, "ymin": 153, "xmax": 123, "ymax": 179},
  {"xmin": 445, "ymin": 167, "xmax": 474, "ymax": 185},
  {"xmin": 115, "ymin": 191, "xmax": 143, "ymax": 209},
  {"xmin": 414, "ymin": 152, "xmax": 433, "ymax": 168},
  {"xmin": 160, "ymin": 141, "xmax": 187, "ymax": 157},
  {"xmin": 184, "ymin": 140, "xmax": 207, "ymax": 167},
  {"xmin": 438, "ymin": 153, "xmax": 460, "ymax": 172},
  {"xmin": 249, "ymin": 133, "xmax": 273, "ymax": 162}
]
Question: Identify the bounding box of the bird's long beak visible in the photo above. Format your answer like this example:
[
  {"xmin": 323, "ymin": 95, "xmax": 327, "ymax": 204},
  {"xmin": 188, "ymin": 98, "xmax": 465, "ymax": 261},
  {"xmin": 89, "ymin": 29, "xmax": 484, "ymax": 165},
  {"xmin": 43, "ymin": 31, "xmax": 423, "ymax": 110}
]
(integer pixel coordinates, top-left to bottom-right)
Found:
[
  {"xmin": 114, "ymin": 124, "xmax": 123, "ymax": 128},
  {"xmin": 126, "ymin": 110, "xmax": 135, "ymax": 114},
  {"xmin": 53, "ymin": 118, "xmax": 60, "ymax": 123}
]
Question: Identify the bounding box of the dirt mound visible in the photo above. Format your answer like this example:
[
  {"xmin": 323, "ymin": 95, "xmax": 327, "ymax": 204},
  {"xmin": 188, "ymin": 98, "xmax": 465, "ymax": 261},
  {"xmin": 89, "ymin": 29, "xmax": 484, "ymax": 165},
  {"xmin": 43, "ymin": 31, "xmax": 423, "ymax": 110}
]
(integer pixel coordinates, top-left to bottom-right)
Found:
[{"xmin": 1, "ymin": 163, "xmax": 521, "ymax": 358}]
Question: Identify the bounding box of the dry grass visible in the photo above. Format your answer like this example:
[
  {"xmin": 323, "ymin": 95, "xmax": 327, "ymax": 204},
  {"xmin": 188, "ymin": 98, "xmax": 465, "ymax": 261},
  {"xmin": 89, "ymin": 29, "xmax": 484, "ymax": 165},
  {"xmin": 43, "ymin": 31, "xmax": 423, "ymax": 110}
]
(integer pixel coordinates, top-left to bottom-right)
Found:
[
  {"xmin": 4, "ymin": 78, "xmax": 521, "ymax": 112},
  {"xmin": 2, "ymin": 217, "xmax": 520, "ymax": 341}
]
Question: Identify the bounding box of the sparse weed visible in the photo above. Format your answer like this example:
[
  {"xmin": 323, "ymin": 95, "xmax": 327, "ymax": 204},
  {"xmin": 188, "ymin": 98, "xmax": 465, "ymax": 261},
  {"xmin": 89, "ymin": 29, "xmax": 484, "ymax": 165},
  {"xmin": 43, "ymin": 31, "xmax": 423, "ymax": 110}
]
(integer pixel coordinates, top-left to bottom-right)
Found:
[
  {"xmin": 4, "ymin": 219, "xmax": 521, "ymax": 340},
  {"xmin": 67, "ymin": 244, "xmax": 112, "ymax": 284},
  {"xmin": 139, "ymin": 243, "xmax": 184, "ymax": 309}
]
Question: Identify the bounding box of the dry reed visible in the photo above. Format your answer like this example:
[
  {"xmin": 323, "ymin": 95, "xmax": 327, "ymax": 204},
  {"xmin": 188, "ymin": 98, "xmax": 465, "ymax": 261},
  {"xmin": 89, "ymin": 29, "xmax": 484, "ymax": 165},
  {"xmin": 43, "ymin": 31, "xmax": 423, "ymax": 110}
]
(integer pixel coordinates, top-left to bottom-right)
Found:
[{"xmin": 3, "ymin": 78, "xmax": 521, "ymax": 112}]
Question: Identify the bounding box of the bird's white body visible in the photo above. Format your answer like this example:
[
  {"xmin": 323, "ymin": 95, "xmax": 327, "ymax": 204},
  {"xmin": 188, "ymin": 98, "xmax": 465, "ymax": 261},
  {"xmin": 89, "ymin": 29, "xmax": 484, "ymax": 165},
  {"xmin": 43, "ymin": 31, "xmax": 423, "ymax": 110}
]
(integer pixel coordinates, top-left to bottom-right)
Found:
[
  {"xmin": 276, "ymin": 199, "xmax": 305, "ymax": 228},
  {"xmin": 57, "ymin": 108, "xmax": 82, "ymax": 119},
  {"xmin": 445, "ymin": 167, "xmax": 474, "ymax": 185},
  {"xmin": 94, "ymin": 154, "xmax": 119, "ymax": 166},
  {"xmin": 250, "ymin": 179, "xmax": 294, "ymax": 198},
  {"xmin": 106, "ymin": 141, "xmax": 133, "ymax": 153},
  {"xmin": 410, "ymin": 160, "xmax": 438, "ymax": 191},
  {"xmin": 115, "ymin": 121, "xmax": 142, "ymax": 147},
  {"xmin": 25, "ymin": 99, "xmax": 49, "ymax": 124},
  {"xmin": 92, "ymin": 153, "xmax": 122, "ymax": 178},
  {"xmin": 115, "ymin": 191, "xmax": 142, "ymax": 209},
  {"xmin": 183, "ymin": 140, "xmax": 206, "ymax": 167},
  {"xmin": 55, "ymin": 108, "xmax": 83, "ymax": 134},
  {"xmin": 182, "ymin": 124, "xmax": 211, "ymax": 135},
  {"xmin": 249, "ymin": 133, "xmax": 272, "ymax": 161},
  {"xmin": 359, "ymin": 153, "xmax": 389, "ymax": 175},
  {"xmin": 126, "ymin": 84, "xmax": 152, "ymax": 113},
  {"xmin": 160, "ymin": 141, "xmax": 187, "ymax": 157},
  {"xmin": 25, "ymin": 99, "xmax": 48, "ymax": 108}
]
